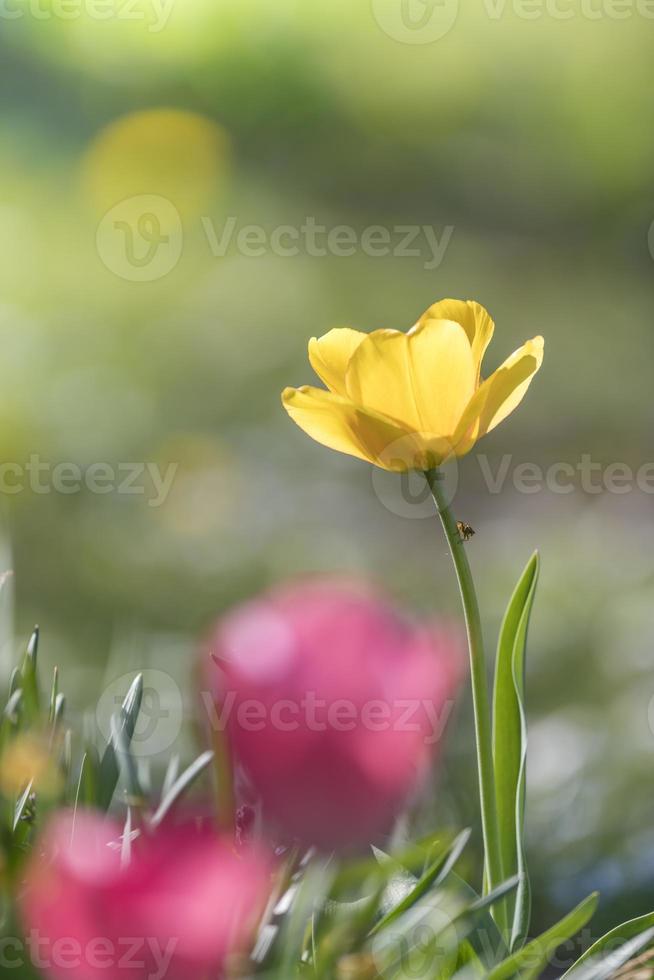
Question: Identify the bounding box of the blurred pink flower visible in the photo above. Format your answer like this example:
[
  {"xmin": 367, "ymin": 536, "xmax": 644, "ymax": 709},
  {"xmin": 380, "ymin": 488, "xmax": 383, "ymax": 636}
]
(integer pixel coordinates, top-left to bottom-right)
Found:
[
  {"xmin": 20, "ymin": 811, "xmax": 272, "ymax": 980},
  {"xmin": 206, "ymin": 578, "xmax": 464, "ymax": 851}
]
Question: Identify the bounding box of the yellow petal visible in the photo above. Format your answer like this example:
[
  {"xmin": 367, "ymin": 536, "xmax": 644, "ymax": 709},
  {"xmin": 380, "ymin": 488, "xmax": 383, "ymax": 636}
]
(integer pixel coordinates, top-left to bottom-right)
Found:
[
  {"xmin": 418, "ymin": 299, "xmax": 494, "ymax": 382},
  {"xmin": 345, "ymin": 319, "xmax": 475, "ymax": 439},
  {"xmin": 281, "ymin": 386, "xmax": 424, "ymax": 471},
  {"xmin": 481, "ymin": 336, "xmax": 544, "ymax": 433},
  {"xmin": 453, "ymin": 336, "xmax": 544, "ymax": 452},
  {"xmin": 308, "ymin": 328, "xmax": 367, "ymax": 396}
]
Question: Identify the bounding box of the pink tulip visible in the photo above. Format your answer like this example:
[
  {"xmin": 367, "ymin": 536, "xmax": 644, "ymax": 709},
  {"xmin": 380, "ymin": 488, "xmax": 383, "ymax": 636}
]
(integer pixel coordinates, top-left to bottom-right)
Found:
[
  {"xmin": 207, "ymin": 578, "xmax": 463, "ymax": 851},
  {"xmin": 20, "ymin": 811, "xmax": 272, "ymax": 980}
]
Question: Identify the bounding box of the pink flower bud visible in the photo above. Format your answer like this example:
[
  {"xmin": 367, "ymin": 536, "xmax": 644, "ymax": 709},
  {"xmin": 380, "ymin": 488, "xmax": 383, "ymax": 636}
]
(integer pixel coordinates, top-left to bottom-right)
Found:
[
  {"xmin": 20, "ymin": 811, "xmax": 272, "ymax": 980},
  {"xmin": 206, "ymin": 578, "xmax": 464, "ymax": 852}
]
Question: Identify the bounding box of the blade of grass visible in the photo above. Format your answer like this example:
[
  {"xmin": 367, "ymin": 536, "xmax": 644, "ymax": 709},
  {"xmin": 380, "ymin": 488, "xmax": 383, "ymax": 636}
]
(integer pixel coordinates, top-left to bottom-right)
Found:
[
  {"xmin": 562, "ymin": 913, "xmax": 654, "ymax": 978},
  {"xmin": 492, "ymin": 552, "xmax": 539, "ymax": 949},
  {"xmin": 369, "ymin": 829, "xmax": 471, "ymax": 938},
  {"xmin": 486, "ymin": 893, "xmax": 598, "ymax": 980},
  {"xmin": 97, "ymin": 674, "xmax": 143, "ymax": 811},
  {"xmin": 150, "ymin": 750, "xmax": 214, "ymax": 827}
]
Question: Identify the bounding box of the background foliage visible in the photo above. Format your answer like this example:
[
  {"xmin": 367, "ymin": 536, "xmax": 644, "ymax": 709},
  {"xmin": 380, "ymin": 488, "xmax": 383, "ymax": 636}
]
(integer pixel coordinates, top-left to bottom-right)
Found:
[{"xmin": 0, "ymin": 0, "xmax": 653, "ymax": 955}]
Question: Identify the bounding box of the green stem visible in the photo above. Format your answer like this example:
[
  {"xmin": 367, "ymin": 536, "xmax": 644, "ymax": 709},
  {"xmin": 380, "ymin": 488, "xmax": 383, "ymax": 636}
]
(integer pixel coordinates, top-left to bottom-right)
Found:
[
  {"xmin": 211, "ymin": 724, "xmax": 235, "ymax": 834},
  {"xmin": 425, "ymin": 467, "xmax": 503, "ymax": 904}
]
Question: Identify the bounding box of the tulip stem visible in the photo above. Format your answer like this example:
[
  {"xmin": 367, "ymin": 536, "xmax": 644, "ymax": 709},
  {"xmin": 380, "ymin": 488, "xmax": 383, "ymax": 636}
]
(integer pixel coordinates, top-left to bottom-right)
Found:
[
  {"xmin": 425, "ymin": 468, "xmax": 503, "ymax": 906},
  {"xmin": 211, "ymin": 726, "xmax": 235, "ymax": 835}
]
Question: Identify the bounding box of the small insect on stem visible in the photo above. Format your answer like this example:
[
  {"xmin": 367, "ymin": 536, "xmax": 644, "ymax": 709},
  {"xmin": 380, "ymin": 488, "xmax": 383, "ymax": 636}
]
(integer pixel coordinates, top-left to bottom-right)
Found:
[{"xmin": 456, "ymin": 520, "xmax": 475, "ymax": 543}]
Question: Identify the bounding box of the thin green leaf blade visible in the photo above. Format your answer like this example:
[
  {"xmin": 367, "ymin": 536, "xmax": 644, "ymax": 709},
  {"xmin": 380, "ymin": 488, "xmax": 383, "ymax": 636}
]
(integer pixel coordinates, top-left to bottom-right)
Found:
[
  {"xmin": 369, "ymin": 829, "xmax": 471, "ymax": 938},
  {"xmin": 150, "ymin": 750, "xmax": 214, "ymax": 827},
  {"xmin": 97, "ymin": 674, "xmax": 143, "ymax": 811},
  {"xmin": 20, "ymin": 627, "xmax": 41, "ymax": 722},
  {"xmin": 486, "ymin": 892, "xmax": 598, "ymax": 980},
  {"xmin": 562, "ymin": 913, "xmax": 654, "ymax": 978},
  {"xmin": 75, "ymin": 748, "xmax": 100, "ymax": 809},
  {"xmin": 13, "ymin": 780, "xmax": 34, "ymax": 832},
  {"xmin": 492, "ymin": 551, "xmax": 539, "ymax": 948},
  {"xmin": 109, "ymin": 713, "xmax": 144, "ymax": 805}
]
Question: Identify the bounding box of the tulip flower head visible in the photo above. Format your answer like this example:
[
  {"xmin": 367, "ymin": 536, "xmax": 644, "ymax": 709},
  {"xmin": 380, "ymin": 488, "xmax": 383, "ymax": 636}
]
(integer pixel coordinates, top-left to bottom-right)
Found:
[
  {"xmin": 282, "ymin": 299, "xmax": 543, "ymax": 471},
  {"xmin": 207, "ymin": 579, "xmax": 463, "ymax": 852},
  {"xmin": 20, "ymin": 812, "xmax": 271, "ymax": 980}
]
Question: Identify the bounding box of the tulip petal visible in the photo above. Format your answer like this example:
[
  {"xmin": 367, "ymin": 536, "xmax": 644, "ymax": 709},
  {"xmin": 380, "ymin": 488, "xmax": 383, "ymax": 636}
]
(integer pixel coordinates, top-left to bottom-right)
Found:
[
  {"xmin": 308, "ymin": 328, "xmax": 367, "ymax": 396},
  {"xmin": 408, "ymin": 319, "xmax": 477, "ymax": 434},
  {"xmin": 344, "ymin": 329, "xmax": 420, "ymax": 430},
  {"xmin": 282, "ymin": 385, "xmax": 421, "ymax": 470},
  {"xmin": 454, "ymin": 336, "xmax": 544, "ymax": 452},
  {"xmin": 345, "ymin": 319, "xmax": 475, "ymax": 439},
  {"xmin": 418, "ymin": 299, "xmax": 494, "ymax": 382}
]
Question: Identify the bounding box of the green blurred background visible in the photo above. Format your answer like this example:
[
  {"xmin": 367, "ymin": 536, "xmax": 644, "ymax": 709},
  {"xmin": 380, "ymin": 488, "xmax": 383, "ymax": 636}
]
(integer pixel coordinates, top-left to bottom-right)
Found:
[{"xmin": 1, "ymin": 0, "xmax": 653, "ymax": 955}]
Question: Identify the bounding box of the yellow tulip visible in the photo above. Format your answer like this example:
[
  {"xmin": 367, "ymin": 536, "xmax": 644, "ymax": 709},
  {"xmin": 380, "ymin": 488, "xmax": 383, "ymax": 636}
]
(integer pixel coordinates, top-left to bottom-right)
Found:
[{"xmin": 282, "ymin": 299, "xmax": 543, "ymax": 471}]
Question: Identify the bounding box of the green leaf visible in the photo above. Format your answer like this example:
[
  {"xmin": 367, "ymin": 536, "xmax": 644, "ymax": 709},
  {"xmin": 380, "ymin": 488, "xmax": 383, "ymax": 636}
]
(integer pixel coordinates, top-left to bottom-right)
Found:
[
  {"xmin": 454, "ymin": 940, "xmax": 487, "ymax": 978},
  {"xmin": 60, "ymin": 729, "xmax": 73, "ymax": 785},
  {"xmin": 25, "ymin": 626, "xmax": 39, "ymax": 666},
  {"xmin": 465, "ymin": 876, "xmax": 520, "ymax": 918},
  {"xmin": 562, "ymin": 913, "xmax": 654, "ymax": 978},
  {"xmin": 8, "ymin": 667, "xmax": 20, "ymax": 697},
  {"xmin": 97, "ymin": 674, "xmax": 143, "ymax": 811},
  {"xmin": 109, "ymin": 713, "xmax": 145, "ymax": 805},
  {"xmin": 486, "ymin": 892, "xmax": 598, "ymax": 980},
  {"xmin": 13, "ymin": 780, "xmax": 34, "ymax": 832},
  {"xmin": 161, "ymin": 754, "xmax": 180, "ymax": 798},
  {"xmin": 315, "ymin": 875, "xmax": 387, "ymax": 975},
  {"xmin": 274, "ymin": 861, "xmax": 336, "ymax": 975},
  {"xmin": 447, "ymin": 871, "xmax": 509, "ymax": 967},
  {"xmin": 369, "ymin": 829, "xmax": 471, "ymax": 938},
  {"xmin": 51, "ymin": 694, "xmax": 65, "ymax": 731},
  {"xmin": 492, "ymin": 551, "xmax": 539, "ymax": 949},
  {"xmin": 20, "ymin": 627, "xmax": 41, "ymax": 722},
  {"xmin": 370, "ymin": 839, "xmax": 449, "ymax": 920},
  {"xmin": 48, "ymin": 667, "xmax": 58, "ymax": 722},
  {"xmin": 3, "ymin": 689, "xmax": 22, "ymax": 724},
  {"xmin": 377, "ymin": 877, "xmax": 518, "ymax": 980},
  {"xmin": 150, "ymin": 750, "xmax": 214, "ymax": 827},
  {"xmin": 120, "ymin": 807, "xmax": 133, "ymax": 867},
  {"xmin": 75, "ymin": 748, "xmax": 100, "ymax": 810}
]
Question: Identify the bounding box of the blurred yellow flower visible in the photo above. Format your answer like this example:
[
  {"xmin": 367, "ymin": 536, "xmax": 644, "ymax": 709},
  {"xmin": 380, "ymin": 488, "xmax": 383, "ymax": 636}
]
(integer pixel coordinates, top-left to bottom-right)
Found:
[
  {"xmin": 81, "ymin": 108, "xmax": 230, "ymax": 221},
  {"xmin": 282, "ymin": 299, "xmax": 543, "ymax": 471},
  {"xmin": 0, "ymin": 735, "xmax": 61, "ymax": 799}
]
